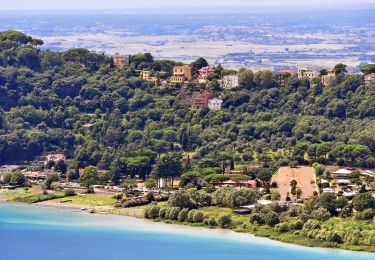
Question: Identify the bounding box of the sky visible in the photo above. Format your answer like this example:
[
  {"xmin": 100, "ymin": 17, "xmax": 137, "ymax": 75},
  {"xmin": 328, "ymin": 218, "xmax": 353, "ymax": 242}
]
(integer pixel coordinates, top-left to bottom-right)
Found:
[{"xmin": 1, "ymin": 0, "xmax": 374, "ymax": 10}]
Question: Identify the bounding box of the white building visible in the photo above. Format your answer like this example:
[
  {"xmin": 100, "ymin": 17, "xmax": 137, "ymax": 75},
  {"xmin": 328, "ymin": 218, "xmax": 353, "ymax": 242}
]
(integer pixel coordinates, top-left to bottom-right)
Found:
[
  {"xmin": 364, "ymin": 73, "xmax": 375, "ymax": 86},
  {"xmin": 221, "ymin": 75, "xmax": 239, "ymax": 89},
  {"xmin": 333, "ymin": 169, "xmax": 352, "ymax": 179},
  {"xmin": 208, "ymin": 98, "xmax": 223, "ymax": 110},
  {"xmin": 298, "ymin": 68, "xmax": 319, "ymax": 80}
]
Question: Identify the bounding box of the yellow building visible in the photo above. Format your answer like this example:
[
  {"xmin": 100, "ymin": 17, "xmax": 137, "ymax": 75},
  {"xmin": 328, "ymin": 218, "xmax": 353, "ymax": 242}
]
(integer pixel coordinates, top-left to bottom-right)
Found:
[
  {"xmin": 171, "ymin": 65, "xmax": 192, "ymax": 83},
  {"xmin": 141, "ymin": 70, "xmax": 152, "ymax": 81},
  {"xmin": 141, "ymin": 70, "xmax": 160, "ymax": 85},
  {"xmin": 321, "ymin": 70, "xmax": 336, "ymax": 86}
]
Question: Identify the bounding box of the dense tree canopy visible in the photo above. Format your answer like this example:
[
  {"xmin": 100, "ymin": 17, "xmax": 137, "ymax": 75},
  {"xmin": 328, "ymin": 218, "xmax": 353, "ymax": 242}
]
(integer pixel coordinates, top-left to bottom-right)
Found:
[{"xmin": 1, "ymin": 31, "xmax": 375, "ymax": 177}]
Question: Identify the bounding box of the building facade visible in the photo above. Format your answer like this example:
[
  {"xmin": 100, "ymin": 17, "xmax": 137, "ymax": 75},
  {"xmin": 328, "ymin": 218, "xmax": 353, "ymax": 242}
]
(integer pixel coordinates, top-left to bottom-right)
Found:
[
  {"xmin": 191, "ymin": 92, "xmax": 214, "ymax": 107},
  {"xmin": 171, "ymin": 65, "xmax": 192, "ymax": 83},
  {"xmin": 208, "ymin": 98, "xmax": 223, "ymax": 110},
  {"xmin": 321, "ymin": 70, "xmax": 336, "ymax": 86},
  {"xmin": 275, "ymin": 70, "xmax": 295, "ymax": 85},
  {"xmin": 113, "ymin": 55, "xmax": 130, "ymax": 69},
  {"xmin": 221, "ymin": 75, "xmax": 239, "ymax": 89},
  {"xmin": 298, "ymin": 68, "xmax": 319, "ymax": 80},
  {"xmin": 365, "ymin": 73, "xmax": 375, "ymax": 86},
  {"xmin": 197, "ymin": 66, "xmax": 215, "ymax": 84}
]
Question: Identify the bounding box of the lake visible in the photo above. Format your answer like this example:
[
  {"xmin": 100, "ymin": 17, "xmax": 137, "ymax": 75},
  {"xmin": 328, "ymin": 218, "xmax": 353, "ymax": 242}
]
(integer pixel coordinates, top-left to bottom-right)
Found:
[{"xmin": 0, "ymin": 203, "xmax": 373, "ymax": 260}]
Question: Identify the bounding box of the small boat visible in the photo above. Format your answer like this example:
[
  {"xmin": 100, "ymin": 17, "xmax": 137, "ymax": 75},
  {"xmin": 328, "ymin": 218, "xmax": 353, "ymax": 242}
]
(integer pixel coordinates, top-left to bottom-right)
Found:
[{"xmin": 80, "ymin": 207, "xmax": 87, "ymax": 211}]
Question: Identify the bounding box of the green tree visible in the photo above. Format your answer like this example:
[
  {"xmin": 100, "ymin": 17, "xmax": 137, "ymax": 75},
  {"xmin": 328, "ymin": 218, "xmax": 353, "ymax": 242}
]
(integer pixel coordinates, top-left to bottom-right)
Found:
[
  {"xmin": 353, "ymin": 193, "xmax": 375, "ymax": 212},
  {"xmin": 360, "ymin": 64, "xmax": 375, "ymax": 75},
  {"xmin": 334, "ymin": 63, "xmax": 347, "ymax": 75},
  {"xmin": 319, "ymin": 193, "xmax": 337, "ymax": 215},
  {"xmin": 45, "ymin": 173, "xmax": 59, "ymax": 189},
  {"xmin": 121, "ymin": 178, "xmax": 137, "ymax": 191},
  {"xmin": 239, "ymin": 69, "xmax": 254, "ymax": 89},
  {"xmin": 145, "ymin": 179, "xmax": 158, "ymax": 189},
  {"xmin": 153, "ymin": 153, "xmax": 183, "ymax": 187},
  {"xmin": 80, "ymin": 166, "xmax": 99, "ymax": 188},
  {"xmin": 191, "ymin": 57, "xmax": 208, "ymax": 75},
  {"xmin": 55, "ymin": 160, "xmax": 67, "ymax": 174}
]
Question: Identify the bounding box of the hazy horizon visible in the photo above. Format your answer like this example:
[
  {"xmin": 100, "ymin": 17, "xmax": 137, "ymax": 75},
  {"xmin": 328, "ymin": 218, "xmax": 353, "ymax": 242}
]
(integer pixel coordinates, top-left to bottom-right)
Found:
[{"xmin": 1, "ymin": 0, "xmax": 375, "ymax": 11}]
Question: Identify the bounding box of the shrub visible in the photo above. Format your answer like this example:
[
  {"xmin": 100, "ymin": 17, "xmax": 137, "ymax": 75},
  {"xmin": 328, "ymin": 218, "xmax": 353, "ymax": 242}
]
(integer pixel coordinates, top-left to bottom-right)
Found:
[
  {"xmin": 168, "ymin": 191, "xmax": 196, "ymax": 209},
  {"xmin": 298, "ymin": 212, "xmax": 311, "ymax": 223},
  {"xmin": 178, "ymin": 208, "xmax": 189, "ymax": 222},
  {"xmin": 300, "ymin": 219, "xmax": 320, "ymax": 237},
  {"xmin": 249, "ymin": 213, "xmax": 265, "ymax": 225},
  {"xmin": 64, "ymin": 189, "xmax": 76, "ymax": 197},
  {"xmin": 212, "ymin": 187, "xmax": 258, "ymax": 208},
  {"xmin": 186, "ymin": 189, "xmax": 212, "ymax": 207},
  {"xmin": 271, "ymin": 192, "xmax": 281, "ymax": 201},
  {"xmin": 353, "ymin": 193, "xmax": 375, "ymax": 212},
  {"xmin": 187, "ymin": 209, "xmax": 197, "ymax": 222},
  {"xmin": 265, "ymin": 202, "xmax": 283, "ymax": 213},
  {"xmin": 166, "ymin": 207, "xmax": 180, "ymax": 220},
  {"xmin": 326, "ymin": 231, "xmax": 342, "ymax": 243},
  {"xmin": 292, "ymin": 219, "xmax": 304, "ymax": 230},
  {"xmin": 193, "ymin": 210, "xmax": 204, "ymax": 223},
  {"xmin": 112, "ymin": 193, "xmax": 123, "ymax": 200},
  {"xmin": 274, "ymin": 222, "xmax": 289, "ymax": 233},
  {"xmin": 208, "ymin": 217, "xmax": 217, "ymax": 226},
  {"xmin": 312, "ymin": 208, "xmax": 331, "ymax": 221},
  {"xmin": 148, "ymin": 205, "xmax": 161, "ymax": 219},
  {"xmin": 144, "ymin": 208, "xmax": 149, "ymax": 219},
  {"xmin": 265, "ymin": 212, "xmax": 279, "ymax": 227},
  {"xmin": 356, "ymin": 209, "xmax": 375, "ymax": 220},
  {"xmin": 146, "ymin": 191, "xmax": 154, "ymax": 202},
  {"xmin": 159, "ymin": 207, "xmax": 167, "ymax": 218},
  {"xmin": 288, "ymin": 206, "xmax": 301, "ymax": 217},
  {"xmin": 218, "ymin": 213, "xmax": 232, "ymax": 228},
  {"xmin": 51, "ymin": 182, "xmax": 62, "ymax": 191},
  {"xmin": 45, "ymin": 173, "xmax": 59, "ymax": 189}
]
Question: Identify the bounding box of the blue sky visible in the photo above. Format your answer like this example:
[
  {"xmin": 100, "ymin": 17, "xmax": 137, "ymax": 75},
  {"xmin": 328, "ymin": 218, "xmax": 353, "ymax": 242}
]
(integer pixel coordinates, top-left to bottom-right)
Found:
[{"xmin": 1, "ymin": 0, "xmax": 374, "ymax": 10}]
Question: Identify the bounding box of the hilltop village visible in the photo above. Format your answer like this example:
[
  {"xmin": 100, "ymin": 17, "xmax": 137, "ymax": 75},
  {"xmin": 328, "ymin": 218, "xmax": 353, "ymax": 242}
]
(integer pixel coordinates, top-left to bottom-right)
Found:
[{"xmin": 1, "ymin": 31, "xmax": 375, "ymax": 251}]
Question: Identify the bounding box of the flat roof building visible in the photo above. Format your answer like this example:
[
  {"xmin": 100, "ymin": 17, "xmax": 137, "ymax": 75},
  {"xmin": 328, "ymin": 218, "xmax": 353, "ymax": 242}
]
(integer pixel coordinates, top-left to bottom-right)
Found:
[
  {"xmin": 171, "ymin": 65, "xmax": 192, "ymax": 84},
  {"xmin": 298, "ymin": 68, "xmax": 319, "ymax": 80},
  {"xmin": 208, "ymin": 98, "xmax": 223, "ymax": 110},
  {"xmin": 221, "ymin": 75, "xmax": 239, "ymax": 89}
]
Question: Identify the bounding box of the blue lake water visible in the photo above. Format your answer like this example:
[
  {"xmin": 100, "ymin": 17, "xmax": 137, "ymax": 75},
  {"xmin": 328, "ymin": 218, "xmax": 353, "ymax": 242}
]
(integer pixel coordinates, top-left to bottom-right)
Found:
[{"xmin": 0, "ymin": 203, "xmax": 373, "ymax": 260}]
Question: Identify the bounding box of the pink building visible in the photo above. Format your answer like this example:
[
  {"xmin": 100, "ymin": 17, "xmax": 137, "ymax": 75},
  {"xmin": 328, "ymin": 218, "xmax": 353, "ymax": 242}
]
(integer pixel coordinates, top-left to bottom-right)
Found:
[{"xmin": 197, "ymin": 66, "xmax": 215, "ymax": 83}]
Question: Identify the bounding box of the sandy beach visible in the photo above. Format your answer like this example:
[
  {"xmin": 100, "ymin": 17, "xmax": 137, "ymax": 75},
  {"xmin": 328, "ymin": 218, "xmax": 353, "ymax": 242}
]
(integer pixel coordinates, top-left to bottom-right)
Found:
[{"xmin": 35, "ymin": 200, "xmax": 145, "ymax": 217}]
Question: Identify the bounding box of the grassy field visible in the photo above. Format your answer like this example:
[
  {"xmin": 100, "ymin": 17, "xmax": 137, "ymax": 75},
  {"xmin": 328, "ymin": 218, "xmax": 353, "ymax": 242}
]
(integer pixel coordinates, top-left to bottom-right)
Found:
[
  {"xmin": 0, "ymin": 187, "xmax": 66, "ymax": 203},
  {"xmin": 51, "ymin": 195, "xmax": 117, "ymax": 207},
  {"xmin": 0, "ymin": 187, "xmax": 42, "ymax": 200}
]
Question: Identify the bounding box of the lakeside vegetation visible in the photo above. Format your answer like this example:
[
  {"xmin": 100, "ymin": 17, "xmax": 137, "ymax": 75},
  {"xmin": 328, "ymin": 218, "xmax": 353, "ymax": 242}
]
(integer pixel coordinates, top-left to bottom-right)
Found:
[
  {"xmin": 144, "ymin": 188, "xmax": 375, "ymax": 252},
  {"xmin": 0, "ymin": 30, "xmax": 375, "ymax": 252}
]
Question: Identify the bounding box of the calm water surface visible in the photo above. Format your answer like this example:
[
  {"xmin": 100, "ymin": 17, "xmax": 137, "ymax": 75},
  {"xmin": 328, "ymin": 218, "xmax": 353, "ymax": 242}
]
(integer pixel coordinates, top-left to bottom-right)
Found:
[{"xmin": 0, "ymin": 203, "xmax": 373, "ymax": 260}]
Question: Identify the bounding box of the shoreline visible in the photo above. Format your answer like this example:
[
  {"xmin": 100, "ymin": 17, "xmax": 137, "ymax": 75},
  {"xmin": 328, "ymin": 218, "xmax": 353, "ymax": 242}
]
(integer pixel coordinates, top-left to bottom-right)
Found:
[{"xmin": 1, "ymin": 201, "xmax": 374, "ymax": 256}]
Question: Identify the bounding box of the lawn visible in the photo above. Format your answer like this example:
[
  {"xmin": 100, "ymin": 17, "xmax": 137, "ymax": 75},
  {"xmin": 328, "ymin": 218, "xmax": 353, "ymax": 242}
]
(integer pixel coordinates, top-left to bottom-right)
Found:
[
  {"xmin": 52, "ymin": 195, "xmax": 117, "ymax": 206},
  {"xmin": 0, "ymin": 187, "xmax": 42, "ymax": 200}
]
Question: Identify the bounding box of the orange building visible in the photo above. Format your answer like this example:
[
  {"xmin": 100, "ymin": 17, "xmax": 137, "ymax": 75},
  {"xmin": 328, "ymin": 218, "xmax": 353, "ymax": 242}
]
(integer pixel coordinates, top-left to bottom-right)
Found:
[
  {"xmin": 171, "ymin": 65, "xmax": 192, "ymax": 83},
  {"xmin": 113, "ymin": 55, "xmax": 130, "ymax": 69},
  {"xmin": 191, "ymin": 92, "xmax": 214, "ymax": 107},
  {"xmin": 275, "ymin": 70, "xmax": 295, "ymax": 85}
]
